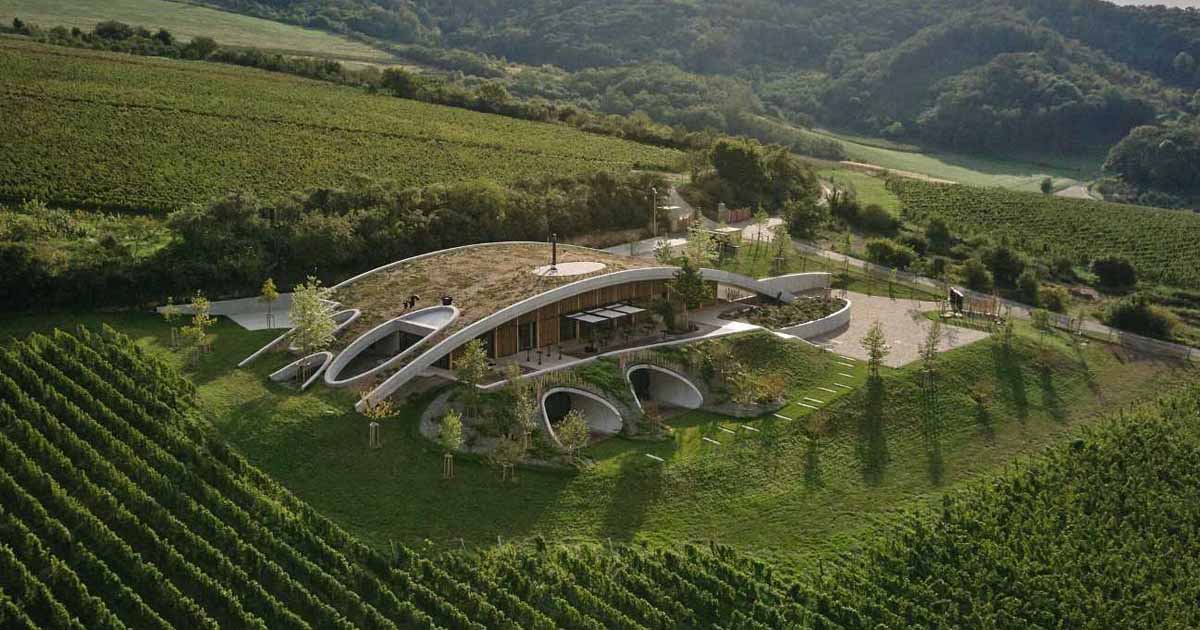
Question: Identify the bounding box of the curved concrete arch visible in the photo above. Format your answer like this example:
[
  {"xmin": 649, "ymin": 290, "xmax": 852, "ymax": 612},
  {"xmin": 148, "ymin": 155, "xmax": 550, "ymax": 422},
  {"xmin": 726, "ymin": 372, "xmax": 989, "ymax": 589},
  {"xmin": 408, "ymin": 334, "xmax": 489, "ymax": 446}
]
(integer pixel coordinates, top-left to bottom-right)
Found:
[
  {"xmin": 287, "ymin": 309, "xmax": 362, "ymax": 353},
  {"xmin": 269, "ymin": 352, "xmax": 333, "ymax": 391},
  {"xmin": 777, "ymin": 299, "xmax": 853, "ymax": 339},
  {"xmin": 540, "ymin": 387, "xmax": 623, "ymax": 446},
  {"xmin": 357, "ymin": 266, "xmax": 786, "ymax": 410},
  {"xmin": 625, "ymin": 364, "xmax": 703, "ymax": 411},
  {"xmin": 238, "ymin": 305, "xmax": 357, "ymax": 368},
  {"xmin": 325, "ymin": 305, "xmax": 459, "ymax": 388}
]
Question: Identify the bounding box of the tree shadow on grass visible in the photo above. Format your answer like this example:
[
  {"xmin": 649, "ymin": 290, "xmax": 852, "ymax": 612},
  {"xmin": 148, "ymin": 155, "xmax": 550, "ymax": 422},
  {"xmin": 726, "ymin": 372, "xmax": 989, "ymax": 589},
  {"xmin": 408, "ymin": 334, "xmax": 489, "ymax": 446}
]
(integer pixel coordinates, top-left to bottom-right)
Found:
[
  {"xmin": 975, "ymin": 398, "xmax": 995, "ymax": 443},
  {"xmin": 1038, "ymin": 364, "xmax": 1066, "ymax": 423},
  {"xmin": 856, "ymin": 376, "xmax": 889, "ymax": 485},
  {"xmin": 599, "ymin": 453, "xmax": 665, "ymax": 541},
  {"xmin": 992, "ymin": 343, "xmax": 1028, "ymax": 423},
  {"xmin": 804, "ymin": 436, "xmax": 822, "ymax": 488}
]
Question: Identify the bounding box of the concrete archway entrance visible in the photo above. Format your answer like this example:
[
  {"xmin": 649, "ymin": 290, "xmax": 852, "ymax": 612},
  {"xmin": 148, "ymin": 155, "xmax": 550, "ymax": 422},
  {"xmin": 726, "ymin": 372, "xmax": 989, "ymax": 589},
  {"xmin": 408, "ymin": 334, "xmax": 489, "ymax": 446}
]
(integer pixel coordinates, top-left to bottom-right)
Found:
[{"xmin": 626, "ymin": 365, "xmax": 703, "ymax": 410}]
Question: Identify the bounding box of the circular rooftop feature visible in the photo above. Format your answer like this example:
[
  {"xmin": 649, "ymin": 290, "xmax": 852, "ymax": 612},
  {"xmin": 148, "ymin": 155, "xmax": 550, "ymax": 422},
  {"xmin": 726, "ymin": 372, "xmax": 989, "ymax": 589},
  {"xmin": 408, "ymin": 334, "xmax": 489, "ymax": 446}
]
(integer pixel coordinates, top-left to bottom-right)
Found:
[{"xmin": 532, "ymin": 261, "xmax": 606, "ymax": 278}]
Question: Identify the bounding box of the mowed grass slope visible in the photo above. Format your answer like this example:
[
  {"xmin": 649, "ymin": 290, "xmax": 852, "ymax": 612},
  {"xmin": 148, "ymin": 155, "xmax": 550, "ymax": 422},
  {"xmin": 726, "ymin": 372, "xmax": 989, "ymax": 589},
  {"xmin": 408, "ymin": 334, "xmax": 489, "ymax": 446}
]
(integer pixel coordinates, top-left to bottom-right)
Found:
[
  {"xmin": 3, "ymin": 312, "xmax": 1190, "ymax": 570},
  {"xmin": 0, "ymin": 39, "xmax": 680, "ymax": 212},
  {"xmin": 0, "ymin": 0, "xmax": 391, "ymax": 61}
]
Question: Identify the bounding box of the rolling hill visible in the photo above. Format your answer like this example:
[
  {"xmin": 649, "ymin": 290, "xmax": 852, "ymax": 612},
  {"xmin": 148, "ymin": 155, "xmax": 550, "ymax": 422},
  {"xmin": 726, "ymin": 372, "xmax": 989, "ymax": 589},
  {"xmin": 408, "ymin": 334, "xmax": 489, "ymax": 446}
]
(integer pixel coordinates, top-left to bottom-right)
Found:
[{"xmin": 0, "ymin": 37, "xmax": 679, "ymax": 213}]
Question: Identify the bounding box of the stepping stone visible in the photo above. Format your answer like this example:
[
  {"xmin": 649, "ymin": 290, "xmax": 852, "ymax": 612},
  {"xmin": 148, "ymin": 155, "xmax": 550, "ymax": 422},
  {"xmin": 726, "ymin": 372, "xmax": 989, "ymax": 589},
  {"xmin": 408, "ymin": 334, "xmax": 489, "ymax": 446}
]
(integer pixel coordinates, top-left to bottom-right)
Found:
[
  {"xmin": 702, "ymin": 437, "xmax": 722, "ymax": 446},
  {"xmin": 838, "ymin": 372, "xmax": 855, "ymax": 378},
  {"xmin": 740, "ymin": 425, "xmax": 760, "ymax": 433},
  {"xmin": 838, "ymin": 355, "xmax": 856, "ymax": 362},
  {"xmin": 644, "ymin": 453, "xmax": 665, "ymax": 463},
  {"xmin": 773, "ymin": 413, "xmax": 793, "ymax": 421},
  {"xmin": 835, "ymin": 383, "xmax": 853, "ymax": 389},
  {"xmin": 804, "ymin": 397, "xmax": 825, "ymax": 404},
  {"xmin": 796, "ymin": 402, "xmax": 819, "ymax": 410},
  {"xmin": 817, "ymin": 387, "xmax": 838, "ymax": 394},
  {"xmin": 837, "ymin": 362, "xmax": 855, "ymax": 368},
  {"xmin": 718, "ymin": 426, "xmax": 736, "ymax": 435}
]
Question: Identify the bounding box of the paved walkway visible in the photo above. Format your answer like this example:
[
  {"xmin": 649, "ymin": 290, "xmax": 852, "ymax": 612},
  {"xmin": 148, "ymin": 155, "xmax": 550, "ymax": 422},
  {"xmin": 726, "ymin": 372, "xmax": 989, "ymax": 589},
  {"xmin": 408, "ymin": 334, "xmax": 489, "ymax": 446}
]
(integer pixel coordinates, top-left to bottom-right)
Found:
[{"xmin": 806, "ymin": 292, "xmax": 989, "ymax": 367}]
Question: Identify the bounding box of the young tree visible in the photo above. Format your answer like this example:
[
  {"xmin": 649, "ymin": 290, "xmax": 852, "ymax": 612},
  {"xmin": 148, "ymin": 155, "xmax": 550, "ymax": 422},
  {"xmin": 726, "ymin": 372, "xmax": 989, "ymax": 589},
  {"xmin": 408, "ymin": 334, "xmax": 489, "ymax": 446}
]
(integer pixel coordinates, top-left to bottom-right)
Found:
[
  {"xmin": 289, "ymin": 276, "xmax": 337, "ymax": 379},
  {"xmin": 259, "ymin": 277, "xmax": 279, "ymax": 328},
  {"xmin": 653, "ymin": 238, "xmax": 676, "ymax": 265},
  {"xmin": 683, "ymin": 224, "xmax": 718, "ymax": 267},
  {"xmin": 455, "ymin": 339, "xmax": 490, "ymax": 416},
  {"xmin": 490, "ymin": 435, "xmax": 526, "ymax": 481},
  {"xmin": 162, "ymin": 296, "xmax": 181, "ymax": 349},
  {"xmin": 180, "ymin": 292, "xmax": 215, "ymax": 365},
  {"xmin": 861, "ymin": 320, "xmax": 890, "ymax": 378},
  {"xmin": 438, "ymin": 409, "xmax": 464, "ymax": 479},
  {"xmin": 667, "ymin": 258, "xmax": 709, "ymax": 331},
  {"xmin": 506, "ymin": 365, "xmax": 539, "ymax": 447},
  {"xmin": 751, "ymin": 208, "xmax": 769, "ymax": 258},
  {"xmin": 556, "ymin": 409, "xmax": 591, "ymax": 459},
  {"xmin": 1031, "ymin": 308, "xmax": 1052, "ymax": 345},
  {"xmin": 919, "ymin": 318, "xmax": 942, "ymax": 373}
]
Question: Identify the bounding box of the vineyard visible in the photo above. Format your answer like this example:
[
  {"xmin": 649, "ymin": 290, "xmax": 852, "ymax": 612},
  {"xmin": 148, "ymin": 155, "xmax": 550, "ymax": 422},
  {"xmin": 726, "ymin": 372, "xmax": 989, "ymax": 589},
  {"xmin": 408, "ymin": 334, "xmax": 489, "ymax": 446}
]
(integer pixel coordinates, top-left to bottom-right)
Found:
[
  {"xmin": 893, "ymin": 180, "xmax": 1200, "ymax": 288},
  {"xmin": 0, "ymin": 39, "xmax": 680, "ymax": 213},
  {"xmin": 796, "ymin": 387, "xmax": 1200, "ymax": 627},
  {"xmin": 0, "ymin": 325, "xmax": 832, "ymax": 629}
]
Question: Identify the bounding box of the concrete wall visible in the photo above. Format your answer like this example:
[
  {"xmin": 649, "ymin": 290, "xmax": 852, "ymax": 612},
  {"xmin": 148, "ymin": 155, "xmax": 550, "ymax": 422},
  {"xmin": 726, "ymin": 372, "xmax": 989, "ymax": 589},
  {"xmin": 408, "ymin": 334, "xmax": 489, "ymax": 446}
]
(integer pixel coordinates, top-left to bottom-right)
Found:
[
  {"xmin": 778, "ymin": 299, "xmax": 852, "ymax": 339},
  {"xmin": 541, "ymin": 387, "xmax": 623, "ymax": 445},
  {"xmin": 626, "ymin": 365, "xmax": 703, "ymax": 410},
  {"xmin": 269, "ymin": 352, "xmax": 333, "ymax": 390},
  {"xmin": 757, "ymin": 272, "xmax": 831, "ymax": 297}
]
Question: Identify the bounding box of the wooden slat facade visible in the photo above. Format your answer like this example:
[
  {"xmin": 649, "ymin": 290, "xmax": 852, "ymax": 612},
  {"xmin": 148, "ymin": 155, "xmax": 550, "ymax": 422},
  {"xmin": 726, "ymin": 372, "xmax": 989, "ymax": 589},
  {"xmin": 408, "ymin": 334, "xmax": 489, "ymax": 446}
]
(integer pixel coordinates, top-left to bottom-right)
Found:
[{"xmin": 448, "ymin": 279, "xmax": 681, "ymax": 368}]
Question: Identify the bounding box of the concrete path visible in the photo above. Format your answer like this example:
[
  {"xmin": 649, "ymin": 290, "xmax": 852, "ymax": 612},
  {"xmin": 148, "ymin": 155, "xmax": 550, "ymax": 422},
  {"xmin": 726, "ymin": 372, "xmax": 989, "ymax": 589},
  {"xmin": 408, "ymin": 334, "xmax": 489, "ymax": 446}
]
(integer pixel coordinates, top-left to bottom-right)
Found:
[{"xmin": 805, "ymin": 292, "xmax": 989, "ymax": 367}]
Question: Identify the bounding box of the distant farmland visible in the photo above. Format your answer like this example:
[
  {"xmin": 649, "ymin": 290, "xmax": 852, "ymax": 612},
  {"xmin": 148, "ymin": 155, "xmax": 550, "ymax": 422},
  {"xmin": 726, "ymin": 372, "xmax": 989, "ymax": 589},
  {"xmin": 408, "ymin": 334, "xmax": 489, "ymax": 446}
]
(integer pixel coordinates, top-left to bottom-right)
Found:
[
  {"xmin": 0, "ymin": 39, "xmax": 680, "ymax": 213},
  {"xmin": 0, "ymin": 0, "xmax": 391, "ymax": 62}
]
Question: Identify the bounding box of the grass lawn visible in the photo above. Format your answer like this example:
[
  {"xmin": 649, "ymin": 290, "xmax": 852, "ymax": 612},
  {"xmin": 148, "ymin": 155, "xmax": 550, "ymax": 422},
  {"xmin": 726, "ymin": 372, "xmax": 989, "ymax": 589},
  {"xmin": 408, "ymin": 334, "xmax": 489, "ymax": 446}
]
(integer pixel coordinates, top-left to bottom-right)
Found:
[
  {"xmin": 819, "ymin": 168, "xmax": 901, "ymax": 213},
  {"xmin": 0, "ymin": 0, "xmax": 392, "ymax": 62},
  {"xmin": 720, "ymin": 243, "xmax": 943, "ymax": 302},
  {"xmin": 791, "ymin": 124, "xmax": 1102, "ymax": 193},
  {"xmin": 4, "ymin": 306, "xmax": 1194, "ymax": 573}
]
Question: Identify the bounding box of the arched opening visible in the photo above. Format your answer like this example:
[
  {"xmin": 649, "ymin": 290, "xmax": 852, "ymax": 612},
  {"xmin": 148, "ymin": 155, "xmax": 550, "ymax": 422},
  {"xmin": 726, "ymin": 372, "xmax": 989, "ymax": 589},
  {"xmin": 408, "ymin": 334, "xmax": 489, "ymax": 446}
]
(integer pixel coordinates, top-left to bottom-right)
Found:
[
  {"xmin": 269, "ymin": 352, "xmax": 333, "ymax": 390},
  {"xmin": 540, "ymin": 387, "xmax": 623, "ymax": 443},
  {"xmin": 626, "ymin": 365, "xmax": 703, "ymax": 410},
  {"xmin": 325, "ymin": 306, "xmax": 457, "ymax": 387}
]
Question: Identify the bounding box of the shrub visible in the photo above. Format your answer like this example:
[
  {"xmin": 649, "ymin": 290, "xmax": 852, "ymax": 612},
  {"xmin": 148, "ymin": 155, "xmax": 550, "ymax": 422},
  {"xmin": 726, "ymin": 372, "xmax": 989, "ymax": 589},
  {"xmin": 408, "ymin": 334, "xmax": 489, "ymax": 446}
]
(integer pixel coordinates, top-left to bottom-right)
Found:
[
  {"xmin": 1051, "ymin": 256, "xmax": 1075, "ymax": 280},
  {"xmin": 1103, "ymin": 294, "xmax": 1177, "ymax": 339},
  {"xmin": 1091, "ymin": 256, "xmax": 1137, "ymax": 289},
  {"xmin": 1038, "ymin": 286, "xmax": 1070, "ymax": 313},
  {"xmin": 962, "ymin": 258, "xmax": 993, "ymax": 292},
  {"xmin": 858, "ymin": 203, "xmax": 899, "ymax": 234},
  {"xmin": 898, "ymin": 232, "xmax": 928, "ymax": 256},
  {"xmin": 925, "ymin": 217, "xmax": 952, "ymax": 253},
  {"xmin": 1017, "ymin": 270, "xmax": 1040, "ymax": 305},
  {"xmin": 864, "ymin": 238, "xmax": 917, "ymax": 270},
  {"xmin": 982, "ymin": 241, "xmax": 1026, "ymax": 287}
]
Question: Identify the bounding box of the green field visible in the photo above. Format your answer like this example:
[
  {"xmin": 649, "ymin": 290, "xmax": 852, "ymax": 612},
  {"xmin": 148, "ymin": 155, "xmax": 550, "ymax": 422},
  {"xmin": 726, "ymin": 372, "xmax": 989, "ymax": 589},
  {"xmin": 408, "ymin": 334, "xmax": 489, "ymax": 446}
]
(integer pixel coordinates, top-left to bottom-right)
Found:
[
  {"xmin": 894, "ymin": 179, "xmax": 1200, "ymax": 288},
  {"xmin": 0, "ymin": 0, "xmax": 392, "ymax": 62},
  {"xmin": 794, "ymin": 125, "xmax": 1102, "ymax": 193},
  {"xmin": 0, "ymin": 39, "xmax": 680, "ymax": 212},
  {"xmin": 819, "ymin": 168, "xmax": 900, "ymax": 212}
]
